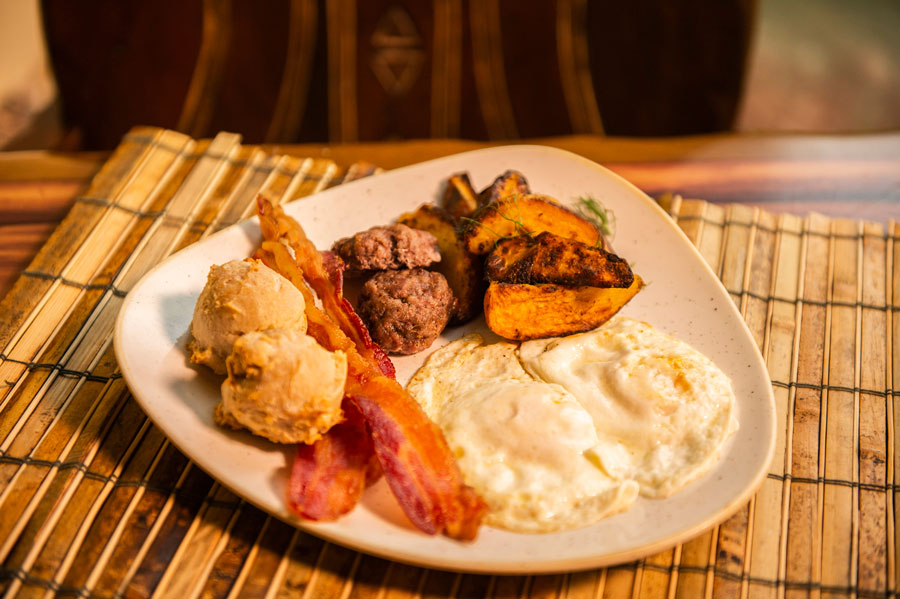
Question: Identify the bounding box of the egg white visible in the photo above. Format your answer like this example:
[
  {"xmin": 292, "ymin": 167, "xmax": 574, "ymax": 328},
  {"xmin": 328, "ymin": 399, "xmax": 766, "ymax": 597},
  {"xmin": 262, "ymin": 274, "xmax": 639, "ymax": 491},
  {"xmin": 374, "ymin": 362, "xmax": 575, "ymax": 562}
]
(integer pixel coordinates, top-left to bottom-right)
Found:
[
  {"xmin": 519, "ymin": 316, "xmax": 739, "ymax": 498},
  {"xmin": 407, "ymin": 317, "xmax": 738, "ymax": 532},
  {"xmin": 407, "ymin": 335, "xmax": 639, "ymax": 533}
]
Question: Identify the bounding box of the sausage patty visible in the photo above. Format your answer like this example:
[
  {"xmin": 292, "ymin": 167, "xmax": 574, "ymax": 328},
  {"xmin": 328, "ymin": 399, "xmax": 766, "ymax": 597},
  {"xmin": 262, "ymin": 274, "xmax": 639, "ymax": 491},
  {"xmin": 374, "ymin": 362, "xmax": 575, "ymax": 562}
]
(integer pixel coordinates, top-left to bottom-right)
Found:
[
  {"xmin": 357, "ymin": 269, "xmax": 457, "ymax": 354},
  {"xmin": 332, "ymin": 224, "xmax": 441, "ymax": 275}
]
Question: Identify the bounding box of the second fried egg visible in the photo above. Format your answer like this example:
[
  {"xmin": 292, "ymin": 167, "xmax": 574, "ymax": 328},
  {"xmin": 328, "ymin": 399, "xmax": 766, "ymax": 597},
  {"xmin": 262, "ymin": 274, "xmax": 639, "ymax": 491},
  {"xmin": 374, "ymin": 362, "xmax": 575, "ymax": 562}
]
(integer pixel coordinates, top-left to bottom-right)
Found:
[{"xmin": 519, "ymin": 316, "xmax": 739, "ymax": 498}]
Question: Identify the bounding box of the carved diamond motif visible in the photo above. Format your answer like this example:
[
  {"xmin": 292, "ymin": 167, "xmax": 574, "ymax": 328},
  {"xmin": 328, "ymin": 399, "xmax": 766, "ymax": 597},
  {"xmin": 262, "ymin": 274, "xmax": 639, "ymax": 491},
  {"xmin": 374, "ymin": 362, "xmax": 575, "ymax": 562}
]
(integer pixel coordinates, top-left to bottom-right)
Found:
[{"xmin": 370, "ymin": 6, "xmax": 424, "ymax": 97}]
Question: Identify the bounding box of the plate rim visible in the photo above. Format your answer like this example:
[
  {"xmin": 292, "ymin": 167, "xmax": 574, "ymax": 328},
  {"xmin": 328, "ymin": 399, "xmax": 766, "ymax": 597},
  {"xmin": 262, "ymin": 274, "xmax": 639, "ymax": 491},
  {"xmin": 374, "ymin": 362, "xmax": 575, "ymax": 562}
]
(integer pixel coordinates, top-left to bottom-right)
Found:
[{"xmin": 113, "ymin": 143, "xmax": 777, "ymax": 574}]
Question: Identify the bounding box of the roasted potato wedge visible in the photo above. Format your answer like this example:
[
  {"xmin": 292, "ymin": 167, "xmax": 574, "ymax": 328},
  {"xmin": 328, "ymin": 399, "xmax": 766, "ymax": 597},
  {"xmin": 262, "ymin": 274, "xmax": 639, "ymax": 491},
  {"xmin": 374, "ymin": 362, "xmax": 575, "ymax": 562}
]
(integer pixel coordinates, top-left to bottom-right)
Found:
[
  {"xmin": 477, "ymin": 170, "xmax": 530, "ymax": 207},
  {"xmin": 485, "ymin": 231, "xmax": 633, "ymax": 287},
  {"xmin": 397, "ymin": 204, "xmax": 485, "ymax": 324},
  {"xmin": 483, "ymin": 275, "xmax": 643, "ymax": 340},
  {"xmin": 462, "ymin": 194, "xmax": 602, "ymax": 255},
  {"xmin": 440, "ymin": 173, "xmax": 479, "ymax": 220}
]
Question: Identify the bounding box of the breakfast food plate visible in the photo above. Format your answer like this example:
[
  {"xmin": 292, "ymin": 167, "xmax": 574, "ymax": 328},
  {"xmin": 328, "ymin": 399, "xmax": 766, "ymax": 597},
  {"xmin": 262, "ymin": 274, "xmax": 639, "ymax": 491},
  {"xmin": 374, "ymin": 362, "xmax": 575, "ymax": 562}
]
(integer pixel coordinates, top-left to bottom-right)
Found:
[{"xmin": 114, "ymin": 145, "xmax": 776, "ymax": 574}]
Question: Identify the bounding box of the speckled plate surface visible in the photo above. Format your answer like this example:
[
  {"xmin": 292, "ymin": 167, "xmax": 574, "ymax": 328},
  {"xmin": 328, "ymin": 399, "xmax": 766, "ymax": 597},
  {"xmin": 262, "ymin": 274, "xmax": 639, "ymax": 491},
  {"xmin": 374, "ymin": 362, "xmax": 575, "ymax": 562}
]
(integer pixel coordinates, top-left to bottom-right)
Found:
[{"xmin": 114, "ymin": 146, "xmax": 776, "ymax": 574}]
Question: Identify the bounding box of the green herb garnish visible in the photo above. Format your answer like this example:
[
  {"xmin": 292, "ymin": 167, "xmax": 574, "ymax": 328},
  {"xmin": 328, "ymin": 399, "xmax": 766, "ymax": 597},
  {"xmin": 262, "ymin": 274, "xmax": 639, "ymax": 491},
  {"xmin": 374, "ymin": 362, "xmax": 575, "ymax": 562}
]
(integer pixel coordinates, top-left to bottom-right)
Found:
[
  {"xmin": 576, "ymin": 194, "xmax": 615, "ymax": 244},
  {"xmin": 461, "ymin": 194, "xmax": 535, "ymax": 241}
]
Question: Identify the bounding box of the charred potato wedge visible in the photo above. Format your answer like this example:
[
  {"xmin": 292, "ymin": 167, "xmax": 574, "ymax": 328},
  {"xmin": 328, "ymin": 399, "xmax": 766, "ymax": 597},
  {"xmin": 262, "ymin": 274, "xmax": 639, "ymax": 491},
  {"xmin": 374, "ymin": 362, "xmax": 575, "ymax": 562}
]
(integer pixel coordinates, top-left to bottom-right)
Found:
[
  {"xmin": 462, "ymin": 194, "xmax": 602, "ymax": 255},
  {"xmin": 440, "ymin": 173, "xmax": 479, "ymax": 220},
  {"xmin": 397, "ymin": 204, "xmax": 485, "ymax": 324},
  {"xmin": 483, "ymin": 275, "xmax": 643, "ymax": 340},
  {"xmin": 477, "ymin": 170, "xmax": 530, "ymax": 207},
  {"xmin": 485, "ymin": 231, "xmax": 633, "ymax": 288}
]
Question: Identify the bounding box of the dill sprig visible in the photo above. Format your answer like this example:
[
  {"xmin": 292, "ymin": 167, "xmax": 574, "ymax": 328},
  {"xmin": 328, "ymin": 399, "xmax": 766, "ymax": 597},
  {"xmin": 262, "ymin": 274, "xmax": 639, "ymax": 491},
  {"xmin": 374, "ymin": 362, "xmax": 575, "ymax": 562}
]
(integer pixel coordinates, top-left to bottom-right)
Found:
[
  {"xmin": 494, "ymin": 195, "xmax": 535, "ymax": 238},
  {"xmin": 459, "ymin": 216, "xmax": 509, "ymax": 240},
  {"xmin": 576, "ymin": 194, "xmax": 615, "ymax": 242},
  {"xmin": 461, "ymin": 194, "xmax": 535, "ymax": 241}
]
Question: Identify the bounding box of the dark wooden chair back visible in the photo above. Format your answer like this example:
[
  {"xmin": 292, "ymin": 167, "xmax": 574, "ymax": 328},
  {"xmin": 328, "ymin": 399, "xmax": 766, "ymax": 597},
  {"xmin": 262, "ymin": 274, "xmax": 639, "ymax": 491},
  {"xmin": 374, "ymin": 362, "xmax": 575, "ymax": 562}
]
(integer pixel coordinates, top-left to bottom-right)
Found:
[{"xmin": 42, "ymin": 0, "xmax": 756, "ymax": 150}]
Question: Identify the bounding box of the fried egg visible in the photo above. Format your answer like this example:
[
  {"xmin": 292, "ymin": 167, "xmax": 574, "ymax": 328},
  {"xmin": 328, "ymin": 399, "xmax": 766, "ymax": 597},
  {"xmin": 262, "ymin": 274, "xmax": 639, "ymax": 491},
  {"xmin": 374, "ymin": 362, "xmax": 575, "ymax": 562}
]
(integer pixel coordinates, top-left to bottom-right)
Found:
[
  {"xmin": 519, "ymin": 316, "xmax": 738, "ymax": 498},
  {"xmin": 407, "ymin": 335, "xmax": 639, "ymax": 533}
]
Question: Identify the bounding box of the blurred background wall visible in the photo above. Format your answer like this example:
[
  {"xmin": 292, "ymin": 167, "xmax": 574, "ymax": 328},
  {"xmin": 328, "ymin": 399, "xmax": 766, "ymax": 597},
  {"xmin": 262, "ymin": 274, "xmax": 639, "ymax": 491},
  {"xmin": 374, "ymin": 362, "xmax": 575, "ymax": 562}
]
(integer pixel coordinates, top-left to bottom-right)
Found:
[
  {"xmin": 0, "ymin": 0, "xmax": 59, "ymax": 149},
  {"xmin": 736, "ymin": 0, "xmax": 900, "ymax": 132},
  {"xmin": 1, "ymin": 0, "xmax": 898, "ymax": 150}
]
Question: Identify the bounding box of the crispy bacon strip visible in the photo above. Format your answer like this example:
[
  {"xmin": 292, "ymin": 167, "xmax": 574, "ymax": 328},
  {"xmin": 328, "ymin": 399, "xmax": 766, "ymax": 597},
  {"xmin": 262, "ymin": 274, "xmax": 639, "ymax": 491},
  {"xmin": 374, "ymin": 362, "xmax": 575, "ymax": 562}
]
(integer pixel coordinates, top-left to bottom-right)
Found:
[
  {"xmin": 320, "ymin": 250, "xmax": 395, "ymax": 378},
  {"xmin": 255, "ymin": 245, "xmax": 353, "ymax": 356},
  {"xmin": 288, "ymin": 398, "xmax": 380, "ymax": 520},
  {"xmin": 349, "ymin": 378, "xmax": 486, "ymax": 540},
  {"xmin": 256, "ymin": 245, "xmax": 380, "ymax": 520},
  {"xmin": 258, "ymin": 198, "xmax": 394, "ymax": 378},
  {"xmin": 257, "ymin": 196, "xmax": 487, "ymax": 540},
  {"xmin": 321, "ymin": 251, "xmax": 344, "ymax": 295}
]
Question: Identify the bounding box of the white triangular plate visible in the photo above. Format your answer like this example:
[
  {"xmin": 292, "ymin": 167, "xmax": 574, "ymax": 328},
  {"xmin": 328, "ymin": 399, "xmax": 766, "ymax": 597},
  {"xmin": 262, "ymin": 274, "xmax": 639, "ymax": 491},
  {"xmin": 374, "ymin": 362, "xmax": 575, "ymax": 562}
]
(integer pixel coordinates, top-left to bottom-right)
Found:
[{"xmin": 114, "ymin": 146, "xmax": 776, "ymax": 574}]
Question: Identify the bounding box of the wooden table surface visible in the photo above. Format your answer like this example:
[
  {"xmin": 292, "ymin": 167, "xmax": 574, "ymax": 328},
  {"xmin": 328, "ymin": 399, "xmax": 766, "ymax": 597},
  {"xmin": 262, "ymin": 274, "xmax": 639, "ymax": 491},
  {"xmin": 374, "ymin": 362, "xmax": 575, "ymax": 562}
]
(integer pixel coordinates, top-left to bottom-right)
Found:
[{"xmin": 2, "ymin": 132, "xmax": 899, "ymax": 301}]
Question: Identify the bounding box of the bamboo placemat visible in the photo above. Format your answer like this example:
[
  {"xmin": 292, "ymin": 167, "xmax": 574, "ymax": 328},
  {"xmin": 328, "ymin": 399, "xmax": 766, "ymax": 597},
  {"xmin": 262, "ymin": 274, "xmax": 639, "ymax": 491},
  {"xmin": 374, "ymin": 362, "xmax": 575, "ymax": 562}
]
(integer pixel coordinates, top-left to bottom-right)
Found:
[{"xmin": 1, "ymin": 126, "xmax": 897, "ymax": 599}]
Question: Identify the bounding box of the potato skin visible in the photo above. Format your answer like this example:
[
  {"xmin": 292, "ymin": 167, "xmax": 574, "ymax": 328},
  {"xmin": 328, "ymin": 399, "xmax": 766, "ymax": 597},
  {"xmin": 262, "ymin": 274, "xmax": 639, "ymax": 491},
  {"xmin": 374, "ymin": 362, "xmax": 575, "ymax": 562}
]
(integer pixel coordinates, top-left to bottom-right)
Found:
[
  {"xmin": 483, "ymin": 275, "xmax": 643, "ymax": 340},
  {"xmin": 462, "ymin": 194, "xmax": 602, "ymax": 255},
  {"xmin": 397, "ymin": 203, "xmax": 485, "ymax": 324},
  {"xmin": 477, "ymin": 170, "xmax": 530, "ymax": 207},
  {"xmin": 440, "ymin": 173, "xmax": 479, "ymax": 220},
  {"xmin": 485, "ymin": 231, "xmax": 633, "ymax": 288}
]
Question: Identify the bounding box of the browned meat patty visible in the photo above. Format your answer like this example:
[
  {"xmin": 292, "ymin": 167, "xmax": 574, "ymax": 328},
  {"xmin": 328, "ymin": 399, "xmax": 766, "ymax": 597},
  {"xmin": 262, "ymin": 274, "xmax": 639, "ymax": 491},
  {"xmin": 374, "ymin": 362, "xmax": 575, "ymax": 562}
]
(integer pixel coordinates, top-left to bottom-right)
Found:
[
  {"xmin": 357, "ymin": 269, "xmax": 457, "ymax": 354},
  {"xmin": 332, "ymin": 224, "xmax": 441, "ymax": 275}
]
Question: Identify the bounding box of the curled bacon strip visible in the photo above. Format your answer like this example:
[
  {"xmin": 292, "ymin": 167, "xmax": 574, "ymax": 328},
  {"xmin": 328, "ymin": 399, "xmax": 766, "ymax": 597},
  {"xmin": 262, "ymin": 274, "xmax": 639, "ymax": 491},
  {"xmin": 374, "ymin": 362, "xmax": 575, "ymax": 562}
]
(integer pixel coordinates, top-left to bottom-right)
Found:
[
  {"xmin": 258, "ymin": 203, "xmax": 395, "ymax": 379},
  {"xmin": 257, "ymin": 196, "xmax": 486, "ymax": 540},
  {"xmin": 256, "ymin": 242, "xmax": 383, "ymax": 522},
  {"xmin": 350, "ymin": 378, "xmax": 486, "ymax": 540},
  {"xmin": 320, "ymin": 250, "xmax": 395, "ymax": 379},
  {"xmin": 288, "ymin": 398, "xmax": 380, "ymax": 520}
]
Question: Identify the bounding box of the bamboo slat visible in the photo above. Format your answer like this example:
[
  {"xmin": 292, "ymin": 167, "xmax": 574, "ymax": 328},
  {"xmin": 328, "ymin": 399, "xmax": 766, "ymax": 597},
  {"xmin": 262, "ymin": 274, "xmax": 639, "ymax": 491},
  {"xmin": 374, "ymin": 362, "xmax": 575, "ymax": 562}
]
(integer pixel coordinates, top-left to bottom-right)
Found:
[
  {"xmin": 1, "ymin": 126, "xmax": 898, "ymax": 599},
  {"xmin": 859, "ymin": 221, "xmax": 889, "ymax": 595},
  {"xmin": 672, "ymin": 197, "xmax": 725, "ymax": 599},
  {"xmin": 749, "ymin": 212, "xmax": 804, "ymax": 599},
  {"xmin": 820, "ymin": 219, "xmax": 860, "ymax": 598},
  {"xmin": 891, "ymin": 221, "xmax": 899, "ymax": 596}
]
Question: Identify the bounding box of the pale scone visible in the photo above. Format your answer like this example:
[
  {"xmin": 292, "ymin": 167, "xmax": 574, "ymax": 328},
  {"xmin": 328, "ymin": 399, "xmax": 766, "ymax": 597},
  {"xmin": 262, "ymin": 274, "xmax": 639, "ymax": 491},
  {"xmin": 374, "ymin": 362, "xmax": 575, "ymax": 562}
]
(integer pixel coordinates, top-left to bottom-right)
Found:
[
  {"xmin": 188, "ymin": 259, "xmax": 307, "ymax": 374},
  {"xmin": 217, "ymin": 328, "xmax": 347, "ymax": 444}
]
